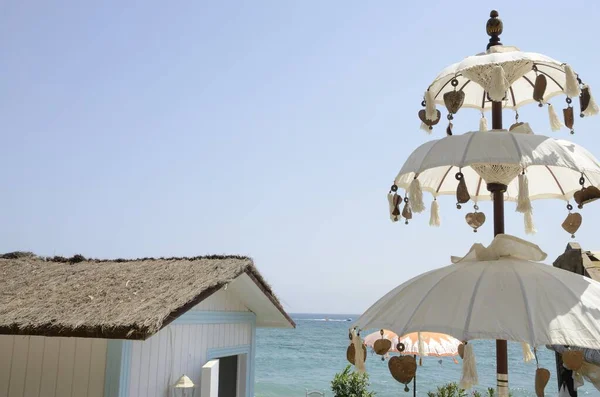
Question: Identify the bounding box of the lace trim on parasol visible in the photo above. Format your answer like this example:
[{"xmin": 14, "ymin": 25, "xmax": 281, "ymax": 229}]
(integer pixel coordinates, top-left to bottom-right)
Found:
[
  {"xmin": 471, "ymin": 163, "xmax": 521, "ymax": 185},
  {"xmin": 462, "ymin": 60, "xmax": 533, "ymax": 93}
]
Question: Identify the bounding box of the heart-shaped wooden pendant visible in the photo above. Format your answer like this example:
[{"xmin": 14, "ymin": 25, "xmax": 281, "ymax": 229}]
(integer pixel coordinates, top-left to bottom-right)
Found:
[
  {"xmin": 388, "ymin": 355, "xmax": 417, "ymax": 385},
  {"xmin": 562, "ymin": 350, "xmax": 584, "ymax": 371},
  {"xmin": 574, "ymin": 186, "xmax": 600, "ymax": 208},
  {"xmin": 535, "ymin": 368, "xmax": 550, "ymax": 397},
  {"xmin": 564, "ymin": 106, "xmax": 575, "ymax": 131},
  {"xmin": 443, "ymin": 90, "xmax": 465, "ymax": 114},
  {"xmin": 562, "ymin": 212, "xmax": 582, "ymax": 237},
  {"xmin": 346, "ymin": 343, "xmax": 367, "ymax": 365},
  {"xmin": 457, "ymin": 343, "xmax": 465, "ymax": 359},
  {"xmin": 418, "ymin": 109, "xmax": 441, "ymax": 127},
  {"xmin": 374, "ymin": 338, "xmax": 392, "ymax": 356},
  {"xmin": 456, "ymin": 178, "xmax": 471, "ymax": 206},
  {"xmin": 533, "ymin": 74, "xmax": 547, "ymax": 103},
  {"xmin": 466, "ymin": 212, "xmax": 486, "ymax": 232},
  {"xmin": 580, "ymin": 87, "xmax": 591, "ymax": 117}
]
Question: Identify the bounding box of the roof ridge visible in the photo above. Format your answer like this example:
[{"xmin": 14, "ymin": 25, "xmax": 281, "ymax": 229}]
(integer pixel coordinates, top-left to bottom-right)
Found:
[
  {"xmin": 0, "ymin": 253, "xmax": 294, "ymax": 338},
  {"xmin": 0, "ymin": 252, "xmax": 252, "ymax": 264}
]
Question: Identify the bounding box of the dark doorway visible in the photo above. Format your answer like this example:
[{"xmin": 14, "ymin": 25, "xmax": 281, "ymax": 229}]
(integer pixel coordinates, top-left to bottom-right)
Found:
[{"xmin": 218, "ymin": 355, "xmax": 238, "ymax": 397}]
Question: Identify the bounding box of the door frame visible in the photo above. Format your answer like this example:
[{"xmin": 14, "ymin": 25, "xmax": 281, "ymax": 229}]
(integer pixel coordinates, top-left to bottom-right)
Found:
[{"xmin": 206, "ymin": 345, "xmax": 251, "ymax": 397}]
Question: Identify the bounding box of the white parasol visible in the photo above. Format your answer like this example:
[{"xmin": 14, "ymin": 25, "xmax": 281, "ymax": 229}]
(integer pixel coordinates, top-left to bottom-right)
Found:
[
  {"xmin": 389, "ymin": 125, "xmax": 600, "ymax": 235},
  {"xmin": 419, "ymin": 12, "xmax": 598, "ymax": 136},
  {"xmin": 396, "ymin": 127, "xmax": 600, "ymax": 201},
  {"xmin": 354, "ymin": 234, "xmax": 600, "ymax": 393},
  {"xmin": 354, "ymin": 234, "xmax": 600, "ymax": 350},
  {"xmin": 403, "ymin": 10, "xmax": 600, "ymax": 396},
  {"xmin": 428, "ymin": 47, "xmax": 587, "ymax": 111}
]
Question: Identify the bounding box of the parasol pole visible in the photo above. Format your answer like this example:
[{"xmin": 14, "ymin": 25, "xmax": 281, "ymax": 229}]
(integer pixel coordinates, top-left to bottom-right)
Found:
[
  {"xmin": 413, "ymin": 354, "xmax": 417, "ymax": 397},
  {"xmin": 486, "ymin": 10, "xmax": 509, "ymax": 397}
]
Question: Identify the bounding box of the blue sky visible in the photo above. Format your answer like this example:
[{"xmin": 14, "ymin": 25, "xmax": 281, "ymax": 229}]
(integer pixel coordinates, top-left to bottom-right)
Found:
[{"xmin": 2, "ymin": 1, "xmax": 600, "ymax": 313}]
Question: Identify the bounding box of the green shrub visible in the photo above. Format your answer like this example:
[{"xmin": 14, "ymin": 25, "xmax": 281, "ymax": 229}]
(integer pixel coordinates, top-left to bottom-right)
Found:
[
  {"xmin": 475, "ymin": 387, "xmax": 512, "ymax": 397},
  {"xmin": 427, "ymin": 383, "xmax": 511, "ymax": 397},
  {"xmin": 331, "ymin": 365, "xmax": 376, "ymax": 397},
  {"xmin": 426, "ymin": 383, "xmax": 467, "ymax": 397}
]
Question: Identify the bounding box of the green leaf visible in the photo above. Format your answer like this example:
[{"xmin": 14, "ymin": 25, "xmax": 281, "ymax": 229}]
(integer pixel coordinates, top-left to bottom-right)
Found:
[{"xmin": 331, "ymin": 365, "xmax": 376, "ymax": 397}]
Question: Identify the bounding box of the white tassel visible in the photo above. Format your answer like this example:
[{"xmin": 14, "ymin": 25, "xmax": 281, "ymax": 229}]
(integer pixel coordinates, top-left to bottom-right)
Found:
[
  {"xmin": 488, "ymin": 65, "xmax": 508, "ymax": 102},
  {"xmin": 351, "ymin": 329, "xmax": 366, "ymax": 373},
  {"xmin": 387, "ymin": 193, "xmax": 398, "ymax": 222},
  {"xmin": 459, "ymin": 343, "xmax": 478, "ymax": 390},
  {"xmin": 574, "ymin": 371, "xmax": 584, "ymax": 389},
  {"xmin": 409, "ymin": 178, "xmax": 425, "ymax": 213},
  {"xmin": 559, "ymin": 385, "xmax": 570, "ymax": 397},
  {"xmin": 548, "ymin": 103, "xmax": 563, "ymax": 131},
  {"xmin": 564, "ymin": 64, "xmax": 581, "ymax": 98},
  {"xmin": 417, "ymin": 332, "xmax": 426, "ymax": 357},
  {"xmin": 429, "ymin": 199, "xmax": 441, "ymax": 227},
  {"xmin": 516, "ymin": 173, "xmax": 532, "ymax": 213},
  {"xmin": 479, "ymin": 115, "xmax": 488, "ymax": 132},
  {"xmin": 420, "ymin": 122, "xmax": 432, "ymax": 134},
  {"xmin": 425, "ymin": 90, "xmax": 437, "ymax": 121},
  {"xmin": 525, "ymin": 210, "xmax": 537, "ymax": 235},
  {"xmin": 522, "ymin": 342, "xmax": 535, "ymax": 363},
  {"xmin": 583, "ymin": 85, "xmax": 600, "ymax": 117}
]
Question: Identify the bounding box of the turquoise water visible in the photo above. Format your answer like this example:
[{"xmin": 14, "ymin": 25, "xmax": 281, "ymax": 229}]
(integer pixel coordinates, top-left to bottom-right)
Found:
[{"xmin": 255, "ymin": 314, "xmax": 596, "ymax": 396}]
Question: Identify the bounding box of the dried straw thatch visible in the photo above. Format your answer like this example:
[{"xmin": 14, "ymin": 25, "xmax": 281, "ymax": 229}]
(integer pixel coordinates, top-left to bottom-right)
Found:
[{"xmin": 0, "ymin": 252, "xmax": 294, "ymax": 340}]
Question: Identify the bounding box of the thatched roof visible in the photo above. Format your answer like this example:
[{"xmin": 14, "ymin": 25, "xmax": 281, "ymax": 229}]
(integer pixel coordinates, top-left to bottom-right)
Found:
[
  {"xmin": 0, "ymin": 252, "xmax": 294, "ymax": 340},
  {"xmin": 554, "ymin": 242, "xmax": 600, "ymax": 281}
]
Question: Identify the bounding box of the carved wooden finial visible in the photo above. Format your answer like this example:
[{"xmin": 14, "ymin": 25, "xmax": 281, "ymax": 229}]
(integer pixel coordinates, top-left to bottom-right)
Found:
[{"xmin": 486, "ymin": 10, "xmax": 503, "ymax": 50}]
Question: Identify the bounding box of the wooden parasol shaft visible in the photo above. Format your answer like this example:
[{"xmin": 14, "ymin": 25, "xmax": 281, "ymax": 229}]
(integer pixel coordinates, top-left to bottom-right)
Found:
[
  {"xmin": 413, "ymin": 355, "xmax": 417, "ymax": 397},
  {"xmin": 485, "ymin": 10, "xmax": 509, "ymax": 396},
  {"xmin": 490, "ymin": 100, "xmax": 509, "ymax": 397}
]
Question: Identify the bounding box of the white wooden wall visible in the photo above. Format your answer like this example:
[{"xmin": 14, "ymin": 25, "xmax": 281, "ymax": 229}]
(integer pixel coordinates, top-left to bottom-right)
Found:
[
  {"xmin": 191, "ymin": 289, "xmax": 249, "ymax": 312},
  {"xmin": 127, "ymin": 289, "xmax": 253, "ymax": 397},
  {"xmin": 0, "ymin": 289, "xmax": 255, "ymax": 397},
  {"xmin": 0, "ymin": 335, "xmax": 107, "ymax": 397},
  {"xmin": 127, "ymin": 322, "xmax": 252, "ymax": 397}
]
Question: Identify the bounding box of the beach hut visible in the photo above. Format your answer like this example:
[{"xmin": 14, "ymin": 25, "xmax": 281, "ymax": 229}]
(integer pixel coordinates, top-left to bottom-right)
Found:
[
  {"xmin": 0, "ymin": 252, "xmax": 295, "ymax": 397},
  {"xmin": 553, "ymin": 243, "xmax": 600, "ymax": 395}
]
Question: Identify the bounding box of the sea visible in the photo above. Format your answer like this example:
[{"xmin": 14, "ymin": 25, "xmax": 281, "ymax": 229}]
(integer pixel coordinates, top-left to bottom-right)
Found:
[{"xmin": 255, "ymin": 313, "xmax": 597, "ymax": 397}]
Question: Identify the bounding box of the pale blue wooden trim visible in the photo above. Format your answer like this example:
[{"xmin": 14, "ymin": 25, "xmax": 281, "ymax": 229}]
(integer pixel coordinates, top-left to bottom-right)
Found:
[
  {"xmin": 207, "ymin": 344, "xmax": 251, "ymax": 360},
  {"xmin": 118, "ymin": 341, "xmax": 132, "ymax": 397},
  {"xmin": 206, "ymin": 344, "xmax": 252, "ymax": 397},
  {"xmin": 103, "ymin": 311, "xmax": 254, "ymax": 396},
  {"xmin": 103, "ymin": 340, "xmax": 132, "ymax": 397},
  {"xmin": 250, "ymin": 319, "xmax": 257, "ymax": 397},
  {"xmin": 204, "ymin": 316, "xmax": 256, "ymax": 397},
  {"xmin": 172, "ymin": 310, "xmax": 255, "ymax": 325}
]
